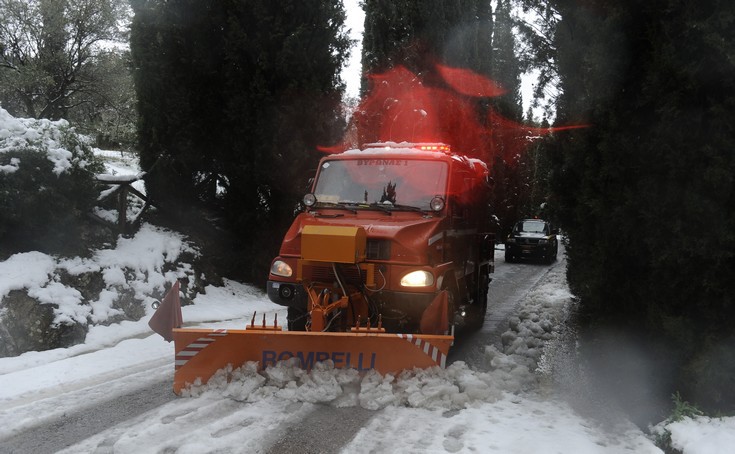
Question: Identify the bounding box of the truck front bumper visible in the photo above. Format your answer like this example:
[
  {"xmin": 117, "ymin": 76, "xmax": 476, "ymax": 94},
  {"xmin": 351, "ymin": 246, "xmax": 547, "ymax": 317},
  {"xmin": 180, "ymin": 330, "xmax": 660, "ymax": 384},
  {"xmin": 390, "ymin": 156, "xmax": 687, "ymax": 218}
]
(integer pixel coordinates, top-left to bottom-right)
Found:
[{"xmin": 506, "ymin": 243, "xmax": 552, "ymax": 259}]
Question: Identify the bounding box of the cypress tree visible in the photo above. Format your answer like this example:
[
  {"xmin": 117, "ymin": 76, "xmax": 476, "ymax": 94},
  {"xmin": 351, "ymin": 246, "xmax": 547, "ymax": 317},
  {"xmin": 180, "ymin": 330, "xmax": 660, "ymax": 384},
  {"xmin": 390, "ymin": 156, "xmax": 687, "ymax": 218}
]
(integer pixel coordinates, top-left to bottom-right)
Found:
[
  {"xmin": 361, "ymin": 0, "xmax": 493, "ymax": 88},
  {"xmin": 487, "ymin": 0, "xmax": 532, "ymax": 236},
  {"xmin": 490, "ymin": 0, "xmax": 522, "ymax": 121},
  {"xmin": 130, "ymin": 0, "xmax": 349, "ymax": 283},
  {"xmin": 218, "ymin": 0, "xmax": 350, "ymax": 282},
  {"xmin": 130, "ymin": 0, "xmax": 227, "ymax": 210},
  {"xmin": 547, "ymin": 0, "xmax": 735, "ymax": 412}
]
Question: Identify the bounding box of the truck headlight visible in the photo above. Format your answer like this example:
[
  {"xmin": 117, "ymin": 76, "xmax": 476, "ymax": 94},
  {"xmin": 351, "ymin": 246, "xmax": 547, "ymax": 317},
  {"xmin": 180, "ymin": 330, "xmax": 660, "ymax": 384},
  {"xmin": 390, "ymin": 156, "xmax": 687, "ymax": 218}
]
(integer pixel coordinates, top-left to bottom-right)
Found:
[
  {"xmin": 539, "ymin": 238, "xmax": 549, "ymax": 245},
  {"xmin": 507, "ymin": 238, "xmax": 516, "ymax": 244},
  {"xmin": 430, "ymin": 196, "xmax": 445, "ymax": 212},
  {"xmin": 400, "ymin": 270, "xmax": 434, "ymax": 287},
  {"xmin": 303, "ymin": 193, "xmax": 316, "ymax": 207},
  {"xmin": 270, "ymin": 260, "xmax": 293, "ymax": 277}
]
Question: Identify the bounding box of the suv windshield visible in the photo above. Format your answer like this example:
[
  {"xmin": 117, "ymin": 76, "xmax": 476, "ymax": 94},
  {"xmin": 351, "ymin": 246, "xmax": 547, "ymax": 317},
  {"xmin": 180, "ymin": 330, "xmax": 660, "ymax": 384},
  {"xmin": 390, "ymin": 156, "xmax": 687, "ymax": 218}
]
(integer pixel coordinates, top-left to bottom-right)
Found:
[
  {"xmin": 313, "ymin": 158, "xmax": 448, "ymax": 210},
  {"xmin": 517, "ymin": 220, "xmax": 547, "ymax": 234}
]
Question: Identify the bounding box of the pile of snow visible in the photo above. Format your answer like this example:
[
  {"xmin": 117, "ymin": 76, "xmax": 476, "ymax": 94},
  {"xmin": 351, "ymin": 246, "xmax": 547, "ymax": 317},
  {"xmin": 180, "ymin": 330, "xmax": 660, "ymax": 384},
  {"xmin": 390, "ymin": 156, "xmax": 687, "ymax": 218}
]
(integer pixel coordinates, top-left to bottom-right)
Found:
[
  {"xmin": 0, "ymin": 223, "xmax": 196, "ymax": 328},
  {"xmin": 0, "ymin": 107, "xmax": 93, "ymax": 175},
  {"xmin": 658, "ymin": 416, "xmax": 735, "ymax": 454},
  {"xmin": 181, "ymin": 262, "xmax": 572, "ymax": 412}
]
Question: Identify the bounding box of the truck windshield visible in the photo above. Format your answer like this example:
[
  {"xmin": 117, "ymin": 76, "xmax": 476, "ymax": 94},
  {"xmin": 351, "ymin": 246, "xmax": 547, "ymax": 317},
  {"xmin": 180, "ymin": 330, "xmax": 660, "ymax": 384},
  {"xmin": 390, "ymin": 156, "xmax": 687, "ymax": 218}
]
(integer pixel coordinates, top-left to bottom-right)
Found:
[{"xmin": 313, "ymin": 158, "xmax": 448, "ymax": 210}]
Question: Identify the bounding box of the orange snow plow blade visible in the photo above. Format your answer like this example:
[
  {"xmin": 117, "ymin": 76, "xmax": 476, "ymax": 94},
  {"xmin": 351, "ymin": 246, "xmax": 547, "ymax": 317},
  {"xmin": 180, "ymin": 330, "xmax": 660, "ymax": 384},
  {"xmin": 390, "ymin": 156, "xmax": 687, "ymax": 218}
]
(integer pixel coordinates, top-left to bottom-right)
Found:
[{"xmin": 172, "ymin": 327, "xmax": 453, "ymax": 394}]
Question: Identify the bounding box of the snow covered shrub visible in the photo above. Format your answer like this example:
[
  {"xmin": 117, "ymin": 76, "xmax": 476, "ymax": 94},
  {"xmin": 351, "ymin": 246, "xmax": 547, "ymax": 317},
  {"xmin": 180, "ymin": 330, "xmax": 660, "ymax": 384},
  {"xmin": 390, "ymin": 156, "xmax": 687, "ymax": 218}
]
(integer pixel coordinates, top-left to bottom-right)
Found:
[{"xmin": 0, "ymin": 108, "xmax": 105, "ymax": 253}]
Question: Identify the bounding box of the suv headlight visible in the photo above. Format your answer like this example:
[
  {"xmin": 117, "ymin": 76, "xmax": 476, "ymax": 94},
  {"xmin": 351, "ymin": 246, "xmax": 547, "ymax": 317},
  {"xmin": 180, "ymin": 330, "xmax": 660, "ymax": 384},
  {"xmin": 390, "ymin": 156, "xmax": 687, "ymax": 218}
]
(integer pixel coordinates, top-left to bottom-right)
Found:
[
  {"xmin": 538, "ymin": 238, "xmax": 548, "ymax": 245},
  {"xmin": 400, "ymin": 270, "xmax": 434, "ymax": 287},
  {"xmin": 270, "ymin": 260, "xmax": 293, "ymax": 277}
]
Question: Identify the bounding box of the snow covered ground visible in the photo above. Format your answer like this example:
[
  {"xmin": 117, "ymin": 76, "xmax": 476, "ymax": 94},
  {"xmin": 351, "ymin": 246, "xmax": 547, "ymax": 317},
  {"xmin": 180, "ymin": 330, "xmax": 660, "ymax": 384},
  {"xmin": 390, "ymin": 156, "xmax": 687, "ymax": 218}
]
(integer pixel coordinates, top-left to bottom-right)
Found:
[
  {"xmin": 1, "ymin": 113, "xmax": 733, "ymax": 453},
  {"xmin": 2, "ymin": 238, "xmax": 665, "ymax": 454},
  {"xmin": 3, "ymin": 232, "xmax": 728, "ymax": 453}
]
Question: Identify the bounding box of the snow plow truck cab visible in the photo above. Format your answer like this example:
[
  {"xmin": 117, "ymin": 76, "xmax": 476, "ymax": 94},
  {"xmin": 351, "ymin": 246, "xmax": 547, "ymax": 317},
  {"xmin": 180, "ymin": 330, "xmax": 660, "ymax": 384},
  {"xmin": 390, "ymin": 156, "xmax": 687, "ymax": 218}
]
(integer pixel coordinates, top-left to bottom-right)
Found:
[{"xmin": 267, "ymin": 142, "xmax": 494, "ymax": 337}]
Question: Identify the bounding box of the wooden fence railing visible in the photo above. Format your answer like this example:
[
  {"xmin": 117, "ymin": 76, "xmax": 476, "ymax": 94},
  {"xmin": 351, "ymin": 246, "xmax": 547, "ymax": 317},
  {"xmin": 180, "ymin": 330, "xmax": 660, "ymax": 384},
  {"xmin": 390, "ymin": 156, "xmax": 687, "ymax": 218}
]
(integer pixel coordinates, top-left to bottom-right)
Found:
[{"xmin": 91, "ymin": 172, "xmax": 154, "ymax": 234}]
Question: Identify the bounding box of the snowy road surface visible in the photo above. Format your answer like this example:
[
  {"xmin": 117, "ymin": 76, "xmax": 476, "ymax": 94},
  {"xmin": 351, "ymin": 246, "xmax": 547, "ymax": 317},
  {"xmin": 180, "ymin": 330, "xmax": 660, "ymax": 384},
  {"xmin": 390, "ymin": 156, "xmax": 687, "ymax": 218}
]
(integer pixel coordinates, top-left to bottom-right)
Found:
[{"xmin": 1, "ymin": 246, "xmax": 662, "ymax": 453}]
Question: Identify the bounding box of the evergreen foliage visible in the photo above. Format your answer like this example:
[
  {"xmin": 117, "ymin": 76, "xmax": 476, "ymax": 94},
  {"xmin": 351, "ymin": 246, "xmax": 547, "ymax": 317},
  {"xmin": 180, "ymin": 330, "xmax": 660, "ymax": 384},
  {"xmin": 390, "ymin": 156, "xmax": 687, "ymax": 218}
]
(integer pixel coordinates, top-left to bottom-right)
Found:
[
  {"xmin": 486, "ymin": 0, "xmax": 538, "ymax": 236},
  {"xmin": 0, "ymin": 116, "xmax": 105, "ymax": 254},
  {"xmin": 130, "ymin": 0, "xmax": 350, "ymax": 284},
  {"xmin": 361, "ymin": 0, "xmax": 493, "ymax": 88},
  {"xmin": 490, "ymin": 0, "xmax": 522, "ymax": 121},
  {"xmin": 545, "ymin": 0, "xmax": 735, "ymax": 412},
  {"xmin": 0, "ymin": 0, "xmax": 134, "ymax": 144}
]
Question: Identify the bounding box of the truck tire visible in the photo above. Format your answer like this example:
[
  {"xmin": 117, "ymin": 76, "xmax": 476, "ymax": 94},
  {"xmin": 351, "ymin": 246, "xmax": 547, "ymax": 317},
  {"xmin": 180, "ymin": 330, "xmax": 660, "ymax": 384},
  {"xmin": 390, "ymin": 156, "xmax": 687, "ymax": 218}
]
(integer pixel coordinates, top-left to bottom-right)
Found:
[
  {"xmin": 467, "ymin": 298, "xmax": 487, "ymax": 330},
  {"xmin": 546, "ymin": 245, "xmax": 558, "ymax": 264},
  {"xmin": 467, "ymin": 277, "xmax": 488, "ymax": 331}
]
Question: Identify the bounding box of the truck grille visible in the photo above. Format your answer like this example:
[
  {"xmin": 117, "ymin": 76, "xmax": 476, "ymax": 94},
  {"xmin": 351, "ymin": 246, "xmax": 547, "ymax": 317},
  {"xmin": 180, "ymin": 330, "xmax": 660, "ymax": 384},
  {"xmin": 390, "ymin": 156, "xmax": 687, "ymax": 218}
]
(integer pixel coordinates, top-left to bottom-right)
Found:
[
  {"xmin": 518, "ymin": 238, "xmax": 540, "ymax": 245},
  {"xmin": 366, "ymin": 239, "xmax": 391, "ymax": 260},
  {"xmin": 307, "ymin": 264, "xmax": 367, "ymax": 285}
]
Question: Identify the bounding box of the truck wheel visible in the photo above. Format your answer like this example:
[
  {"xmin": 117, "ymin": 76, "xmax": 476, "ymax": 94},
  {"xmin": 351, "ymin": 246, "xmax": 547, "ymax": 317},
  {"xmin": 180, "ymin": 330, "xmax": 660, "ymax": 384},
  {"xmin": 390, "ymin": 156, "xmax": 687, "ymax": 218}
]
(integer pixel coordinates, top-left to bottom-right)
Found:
[
  {"xmin": 287, "ymin": 307, "xmax": 307, "ymax": 331},
  {"xmin": 547, "ymin": 245, "xmax": 558, "ymax": 264},
  {"xmin": 505, "ymin": 252, "xmax": 514, "ymax": 263},
  {"xmin": 468, "ymin": 292, "xmax": 487, "ymax": 331}
]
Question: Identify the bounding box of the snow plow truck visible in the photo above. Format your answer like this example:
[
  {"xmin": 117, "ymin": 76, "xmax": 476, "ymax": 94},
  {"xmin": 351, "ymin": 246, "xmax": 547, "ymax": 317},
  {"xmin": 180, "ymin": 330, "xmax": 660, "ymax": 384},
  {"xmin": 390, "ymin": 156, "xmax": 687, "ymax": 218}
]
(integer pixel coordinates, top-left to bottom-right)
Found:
[{"xmin": 171, "ymin": 142, "xmax": 494, "ymax": 393}]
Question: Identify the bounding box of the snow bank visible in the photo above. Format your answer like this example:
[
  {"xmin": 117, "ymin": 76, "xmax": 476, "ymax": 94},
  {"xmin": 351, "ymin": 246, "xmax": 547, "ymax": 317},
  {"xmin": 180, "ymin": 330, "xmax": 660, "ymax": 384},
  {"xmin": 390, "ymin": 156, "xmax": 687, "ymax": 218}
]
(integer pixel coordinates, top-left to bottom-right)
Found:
[
  {"xmin": 1, "ymin": 223, "xmax": 196, "ymax": 328},
  {"xmin": 0, "ymin": 107, "xmax": 90, "ymax": 175},
  {"xmin": 665, "ymin": 416, "xmax": 735, "ymax": 454},
  {"xmin": 0, "ymin": 252, "xmax": 56, "ymax": 299},
  {"xmin": 183, "ymin": 360, "xmax": 507, "ymax": 411}
]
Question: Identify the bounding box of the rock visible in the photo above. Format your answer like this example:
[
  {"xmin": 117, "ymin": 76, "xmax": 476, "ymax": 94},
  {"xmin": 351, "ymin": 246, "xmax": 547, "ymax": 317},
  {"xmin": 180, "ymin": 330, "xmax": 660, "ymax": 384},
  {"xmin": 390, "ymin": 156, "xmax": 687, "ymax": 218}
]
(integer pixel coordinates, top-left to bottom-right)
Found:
[
  {"xmin": 111, "ymin": 283, "xmax": 146, "ymax": 320},
  {"xmin": 0, "ymin": 290, "xmax": 87, "ymax": 357}
]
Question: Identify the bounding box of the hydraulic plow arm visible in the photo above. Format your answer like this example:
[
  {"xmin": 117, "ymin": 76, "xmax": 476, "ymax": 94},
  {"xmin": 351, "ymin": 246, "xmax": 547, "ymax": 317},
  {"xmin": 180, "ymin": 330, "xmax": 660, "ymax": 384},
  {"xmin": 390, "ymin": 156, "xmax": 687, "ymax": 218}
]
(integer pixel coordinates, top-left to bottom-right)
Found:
[{"xmin": 172, "ymin": 326, "xmax": 453, "ymax": 395}]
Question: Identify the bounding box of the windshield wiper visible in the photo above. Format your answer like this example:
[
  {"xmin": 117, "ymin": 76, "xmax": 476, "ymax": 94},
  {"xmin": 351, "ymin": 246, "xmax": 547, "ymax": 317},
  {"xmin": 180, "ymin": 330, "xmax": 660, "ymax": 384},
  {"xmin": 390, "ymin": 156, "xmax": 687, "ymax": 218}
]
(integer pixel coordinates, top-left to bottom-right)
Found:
[
  {"xmin": 314, "ymin": 202, "xmax": 357, "ymax": 214},
  {"xmin": 366, "ymin": 202, "xmax": 393, "ymax": 215},
  {"xmin": 312, "ymin": 211, "xmax": 344, "ymax": 218},
  {"xmin": 390, "ymin": 204, "xmax": 425, "ymax": 212}
]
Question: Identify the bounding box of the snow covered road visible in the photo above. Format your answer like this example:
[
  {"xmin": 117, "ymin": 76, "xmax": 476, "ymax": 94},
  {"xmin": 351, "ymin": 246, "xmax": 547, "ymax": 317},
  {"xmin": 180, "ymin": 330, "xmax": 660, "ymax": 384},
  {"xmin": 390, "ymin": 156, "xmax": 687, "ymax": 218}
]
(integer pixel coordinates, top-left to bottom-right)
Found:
[{"xmin": 0, "ymin": 245, "xmax": 665, "ymax": 453}]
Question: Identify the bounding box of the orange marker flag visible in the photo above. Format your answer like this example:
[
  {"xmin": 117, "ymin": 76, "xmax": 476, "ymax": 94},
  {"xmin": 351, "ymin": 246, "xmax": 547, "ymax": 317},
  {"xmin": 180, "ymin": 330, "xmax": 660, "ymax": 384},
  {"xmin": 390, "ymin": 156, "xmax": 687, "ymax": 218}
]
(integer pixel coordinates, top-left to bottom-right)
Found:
[{"xmin": 148, "ymin": 280, "xmax": 183, "ymax": 342}]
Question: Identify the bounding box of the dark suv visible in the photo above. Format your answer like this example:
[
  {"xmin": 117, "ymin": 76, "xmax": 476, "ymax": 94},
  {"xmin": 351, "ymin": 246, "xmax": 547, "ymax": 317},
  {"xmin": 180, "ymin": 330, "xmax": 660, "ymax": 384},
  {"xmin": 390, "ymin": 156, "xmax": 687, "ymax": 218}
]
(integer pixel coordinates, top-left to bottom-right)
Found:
[{"xmin": 505, "ymin": 219, "xmax": 558, "ymax": 263}]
